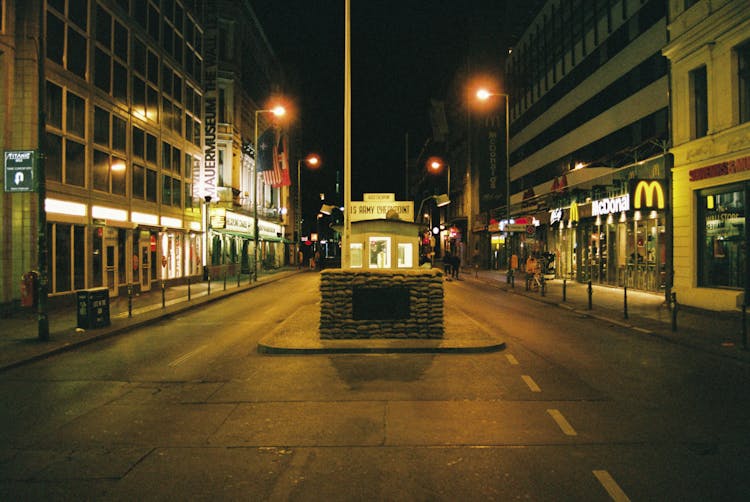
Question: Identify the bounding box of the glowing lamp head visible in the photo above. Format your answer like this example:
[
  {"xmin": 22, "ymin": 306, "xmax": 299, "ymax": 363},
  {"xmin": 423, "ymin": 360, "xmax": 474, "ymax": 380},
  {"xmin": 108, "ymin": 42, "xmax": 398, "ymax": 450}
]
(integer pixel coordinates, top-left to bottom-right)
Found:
[
  {"xmin": 476, "ymin": 89, "xmax": 491, "ymax": 101},
  {"xmin": 271, "ymin": 105, "xmax": 286, "ymax": 117}
]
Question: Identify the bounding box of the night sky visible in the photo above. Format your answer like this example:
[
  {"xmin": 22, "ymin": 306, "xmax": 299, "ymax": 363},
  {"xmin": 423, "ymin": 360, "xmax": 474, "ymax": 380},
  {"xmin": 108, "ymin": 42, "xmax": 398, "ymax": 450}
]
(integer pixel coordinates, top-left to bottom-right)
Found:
[{"xmin": 250, "ymin": 1, "xmax": 533, "ymax": 208}]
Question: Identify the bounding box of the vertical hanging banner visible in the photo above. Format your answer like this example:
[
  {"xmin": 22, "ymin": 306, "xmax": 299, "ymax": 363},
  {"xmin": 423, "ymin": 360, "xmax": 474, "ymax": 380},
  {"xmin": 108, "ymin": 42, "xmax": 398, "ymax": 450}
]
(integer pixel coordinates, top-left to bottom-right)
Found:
[
  {"xmin": 477, "ymin": 113, "xmax": 506, "ymax": 212},
  {"xmin": 199, "ymin": 0, "xmax": 218, "ymax": 201},
  {"xmin": 4, "ymin": 150, "xmax": 36, "ymax": 192}
]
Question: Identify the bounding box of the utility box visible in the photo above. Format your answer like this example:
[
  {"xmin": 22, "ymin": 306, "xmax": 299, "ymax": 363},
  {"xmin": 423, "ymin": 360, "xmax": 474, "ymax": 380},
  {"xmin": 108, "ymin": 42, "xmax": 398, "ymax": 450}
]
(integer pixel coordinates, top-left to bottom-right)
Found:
[{"xmin": 77, "ymin": 287, "xmax": 111, "ymax": 329}]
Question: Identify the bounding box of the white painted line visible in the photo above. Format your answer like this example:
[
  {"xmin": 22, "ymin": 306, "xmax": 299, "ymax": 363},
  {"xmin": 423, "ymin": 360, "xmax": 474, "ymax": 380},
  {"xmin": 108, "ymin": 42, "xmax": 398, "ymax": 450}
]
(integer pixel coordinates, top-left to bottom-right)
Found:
[
  {"xmin": 505, "ymin": 354, "xmax": 519, "ymax": 365},
  {"xmin": 521, "ymin": 375, "xmax": 541, "ymax": 392},
  {"xmin": 593, "ymin": 470, "xmax": 631, "ymax": 502},
  {"xmin": 168, "ymin": 345, "xmax": 208, "ymax": 367},
  {"xmin": 546, "ymin": 409, "xmax": 577, "ymax": 436},
  {"xmin": 632, "ymin": 326, "xmax": 652, "ymax": 334}
]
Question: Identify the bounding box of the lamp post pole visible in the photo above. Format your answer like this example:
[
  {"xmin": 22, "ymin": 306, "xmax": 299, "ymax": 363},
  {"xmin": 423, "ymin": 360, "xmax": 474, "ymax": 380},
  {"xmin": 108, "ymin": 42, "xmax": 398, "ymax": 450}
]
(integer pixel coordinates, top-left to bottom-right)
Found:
[
  {"xmin": 296, "ymin": 154, "xmax": 320, "ymax": 266},
  {"xmin": 253, "ymin": 106, "xmax": 285, "ymax": 281},
  {"xmin": 476, "ymin": 89, "xmax": 511, "ymax": 268}
]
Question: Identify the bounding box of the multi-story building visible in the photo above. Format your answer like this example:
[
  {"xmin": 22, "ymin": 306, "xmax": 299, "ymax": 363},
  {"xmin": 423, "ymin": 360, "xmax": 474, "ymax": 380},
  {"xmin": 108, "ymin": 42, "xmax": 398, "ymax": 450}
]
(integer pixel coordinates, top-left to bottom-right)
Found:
[
  {"xmin": 503, "ymin": 0, "xmax": 671, "ymax": 293},
  {"xmin": 663, "ymin": 0, "xmax": 750, "ymax": 310},
  {"xmin": 1, "ymin": 0, "xmax": 205, "ymax": 312},
  {"xmin": 199, "ymin": 0, "xmax": 292, "ymax": 277}
]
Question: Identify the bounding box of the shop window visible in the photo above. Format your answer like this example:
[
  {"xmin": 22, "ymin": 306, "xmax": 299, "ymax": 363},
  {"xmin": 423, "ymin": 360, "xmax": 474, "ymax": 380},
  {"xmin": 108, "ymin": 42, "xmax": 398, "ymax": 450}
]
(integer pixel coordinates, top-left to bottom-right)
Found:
[
  {"xmin": 54, "ymin": 224, "xmax": 72, "ymax": 293},
  {"xmin": 738, "ymin": 40, "xmax": 750, "ymax": 124},
  {"xmin": 350, "ymin": 243, "xmax": 363, "ymax": 268},
  {"xmin": 690, "ymin": 65, "xmax": 708, "ymax": 139},
  {"xmin": 698, "ymin": 185, "xmax": 746, "ymax": 289},
  {"xmin": 398, "ymin": 243, "xmax": 413, "ymax": 268},
  {"xmin": 369, "ymin": 237, "xmax": 391, "ymax": 269}
]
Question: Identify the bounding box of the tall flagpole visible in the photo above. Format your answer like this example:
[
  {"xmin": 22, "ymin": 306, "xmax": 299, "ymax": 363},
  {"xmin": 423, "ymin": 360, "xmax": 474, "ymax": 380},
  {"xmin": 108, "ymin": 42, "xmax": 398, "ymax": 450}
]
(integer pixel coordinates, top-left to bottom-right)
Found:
[{"xmin": 342, "ymin": 0, "xmax": 352, "ymax": 268}]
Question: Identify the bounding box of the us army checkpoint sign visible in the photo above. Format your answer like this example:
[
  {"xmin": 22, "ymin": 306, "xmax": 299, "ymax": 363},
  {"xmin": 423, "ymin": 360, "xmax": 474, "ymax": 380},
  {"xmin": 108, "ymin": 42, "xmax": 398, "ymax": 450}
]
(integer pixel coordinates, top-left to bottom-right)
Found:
[{"xmin": 4, "ymin": 150, "xmax": 36, "ymax": 193}]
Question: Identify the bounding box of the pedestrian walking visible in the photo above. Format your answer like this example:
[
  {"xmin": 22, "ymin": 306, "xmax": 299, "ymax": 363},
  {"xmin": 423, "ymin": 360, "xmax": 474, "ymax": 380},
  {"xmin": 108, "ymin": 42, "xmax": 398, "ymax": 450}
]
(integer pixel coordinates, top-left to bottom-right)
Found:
[{"xmin": 443, "ymin": 251, "xmax": 453, "ymax": 280}]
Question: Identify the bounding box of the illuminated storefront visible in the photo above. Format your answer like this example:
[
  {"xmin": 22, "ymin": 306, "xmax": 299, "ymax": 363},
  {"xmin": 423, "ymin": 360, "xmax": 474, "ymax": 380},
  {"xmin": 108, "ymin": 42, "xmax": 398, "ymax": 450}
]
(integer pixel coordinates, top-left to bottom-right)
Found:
[{"xmin": 544, "ymin": 157, "xmax": 669, "ymax": 293}]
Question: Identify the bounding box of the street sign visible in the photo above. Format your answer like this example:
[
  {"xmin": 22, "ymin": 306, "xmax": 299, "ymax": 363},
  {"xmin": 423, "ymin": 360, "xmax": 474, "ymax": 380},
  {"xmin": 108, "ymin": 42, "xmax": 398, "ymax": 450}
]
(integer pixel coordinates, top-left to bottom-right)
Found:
[{"xmin": 4, "ymin": 150, "xmax": 36, "ymax": 192}]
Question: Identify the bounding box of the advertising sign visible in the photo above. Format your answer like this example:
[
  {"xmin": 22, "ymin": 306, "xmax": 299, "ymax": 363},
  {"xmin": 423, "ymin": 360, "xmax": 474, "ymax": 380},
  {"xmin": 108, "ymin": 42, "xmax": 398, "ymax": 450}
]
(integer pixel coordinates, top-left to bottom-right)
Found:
[
  {"xmin": 477, "ymin": 113, "xmax": 506, "ymax": 212},
  {"xmin": 4, "ymin": 150, "xmax": 35, "ymax": 192},
  {"xmin": 349, "ymin": 201, "xmax": 413, "ymax": 222}
]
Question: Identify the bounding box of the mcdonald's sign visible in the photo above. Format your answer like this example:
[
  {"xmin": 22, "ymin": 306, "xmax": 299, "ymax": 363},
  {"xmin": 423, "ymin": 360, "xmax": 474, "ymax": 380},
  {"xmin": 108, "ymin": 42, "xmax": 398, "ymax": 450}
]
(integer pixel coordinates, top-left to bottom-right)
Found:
[{"xmin": 631, "ymin": 180, "xmax": 666, "ymax": 210}]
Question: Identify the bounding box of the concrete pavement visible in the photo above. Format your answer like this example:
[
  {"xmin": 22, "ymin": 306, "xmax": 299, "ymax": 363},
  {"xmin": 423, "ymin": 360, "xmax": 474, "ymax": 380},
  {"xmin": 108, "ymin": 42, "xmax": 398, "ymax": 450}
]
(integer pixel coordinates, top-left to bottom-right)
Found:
[
  {"xmin": 469, "ymin": 267, "xmax": 750, "ymax": 363},
  {"xmin": 1, "ymin": 266, "xmax": 748, "ymax": 371}
]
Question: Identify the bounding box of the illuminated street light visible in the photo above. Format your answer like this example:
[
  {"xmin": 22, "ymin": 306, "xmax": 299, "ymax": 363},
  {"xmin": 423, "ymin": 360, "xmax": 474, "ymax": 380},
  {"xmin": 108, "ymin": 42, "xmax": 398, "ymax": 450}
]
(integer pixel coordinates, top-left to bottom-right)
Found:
[
  {"xmin": 427, "ymin": 156, "xmax": 451, "ymax": 197},
  {"xmin": 253, "ymin": 104, "xmax": 286, "ymax": 281},
  {"xmin": 297, "ymin": 153, "xmax": 321, "ymax": 264},
  {"xmin": 475, "ymin": 88, "xmax": 511, "ymax": 268}
]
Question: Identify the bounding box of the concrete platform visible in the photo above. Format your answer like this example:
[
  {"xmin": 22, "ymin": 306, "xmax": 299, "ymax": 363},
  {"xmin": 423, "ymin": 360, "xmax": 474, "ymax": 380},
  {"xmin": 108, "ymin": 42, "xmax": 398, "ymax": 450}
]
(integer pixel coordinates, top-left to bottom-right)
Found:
[{"xmin": 258, "ymin": 303, "xmax": 506, "ymax": 354}]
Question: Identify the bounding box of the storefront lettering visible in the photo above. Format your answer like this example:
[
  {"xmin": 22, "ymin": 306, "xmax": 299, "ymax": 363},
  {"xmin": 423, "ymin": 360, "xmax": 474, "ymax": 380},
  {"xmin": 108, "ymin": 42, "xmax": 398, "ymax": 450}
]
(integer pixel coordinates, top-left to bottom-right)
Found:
[
  {"xmin": 591, "ymin": 194, "xmax": 630, "ymax": 216},
  {"xmin": 203, "ymin": 97, "xmax": 217, "ymax": 199},
  {"xmin": 689, "ymin": 156, "xmax": 750, "ymax": 182}
]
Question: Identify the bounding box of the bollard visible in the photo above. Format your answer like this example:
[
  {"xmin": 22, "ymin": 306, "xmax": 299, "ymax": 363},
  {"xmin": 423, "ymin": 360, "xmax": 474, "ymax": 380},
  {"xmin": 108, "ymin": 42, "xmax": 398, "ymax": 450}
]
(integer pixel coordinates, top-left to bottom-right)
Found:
[
  {"xmin": 563, "ymin": 279, "xmax": 567, "ymax": 302},
  {"xmin": 540, "ymin": 276, "xmax": 546, "ymax": 297},
  {"xmin": 237, "ymin": 270, "xmax": 241, "ymax": 287},
  {"xmin": 671, "ymin": 292, "xmax": 678, "ymax": 332},
  {"xmin": 742, "ymin": 304, "xmax": 747, "ymax": 350},
  {"xmin": 510, "ymin": 270, "xmax": 515, "ymax": 288},
  {"xmin": 623, "ymin": 286, "xmax": 628, "ymax": 319},
  {"xmin": 208, "ymin": 275, "xmax": 211, "ymax": 295},
  {"xmin": 223, "ymin": 271, "xmax": 227, "ymax": 291},
  {"xmin": 587, "ymin": 281, "xmax": 593, "ymax": 310},
  {"xmin": 161, "ymin": 281, "xmax": 166, "ymax": 308},
  {"xmin": 188, "ymin": 277, "xmax": 191, "ymax": 301},
  {"xmin": 127, "ymin": 283, "xmax": 133, "ymax": 318}
]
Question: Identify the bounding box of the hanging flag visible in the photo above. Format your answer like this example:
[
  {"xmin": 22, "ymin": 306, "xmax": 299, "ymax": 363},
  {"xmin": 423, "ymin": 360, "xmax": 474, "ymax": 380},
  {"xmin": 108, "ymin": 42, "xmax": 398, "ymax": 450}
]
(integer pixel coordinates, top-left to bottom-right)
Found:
[
  {"xmin": 256, "ymin": 127, "xmax": 276, "ymax": 176},
  {"xmin": 274, "ymin": 132, "xmax": 291, "ymax": 187}
]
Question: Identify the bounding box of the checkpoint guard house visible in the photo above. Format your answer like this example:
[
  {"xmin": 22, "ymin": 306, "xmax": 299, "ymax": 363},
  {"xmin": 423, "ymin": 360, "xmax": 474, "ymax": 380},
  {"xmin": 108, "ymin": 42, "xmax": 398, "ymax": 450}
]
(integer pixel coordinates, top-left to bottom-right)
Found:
[{"xmin": 319, "ymin": 194, "xmax": 444, "ymax": 339}]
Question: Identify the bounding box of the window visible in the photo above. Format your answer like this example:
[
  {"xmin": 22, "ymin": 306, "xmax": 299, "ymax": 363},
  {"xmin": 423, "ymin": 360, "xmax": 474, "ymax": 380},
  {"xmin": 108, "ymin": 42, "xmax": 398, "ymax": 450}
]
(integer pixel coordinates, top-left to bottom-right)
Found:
[
  {"xmin": 698, "ymin": 185, "xmax": 746, "ymax": 289},
  {"xmin": 50, "ymin": 223, "xmax": 85, "ymax": 293},
  {"xmin": 46, "ymin": 82, "xmax": 63, "ymax": 128},
  {"xmin": 350, "ymin": 243, "xmax": 363, "ymax": 268},
  {"xmin": 690, "ymin": 65, "xmax": 708, "ymax": 139},
  {"xmin": 738, "ymin": 40, "xmax": 750, "ymax": 124},
  {"xmin": 66, "ymin": 91, "xmax": 85, "ymax": 137},
  {"xmin": 369, "ymin": 237, "xmax": 391, "ymax": 269},
  {"xmin": 133, "ymin": 163, "xmax": 145, "ymax": 199},
  {"xmin": 398, "ymin": 243, "xmax": 413, "ymax": 268}
]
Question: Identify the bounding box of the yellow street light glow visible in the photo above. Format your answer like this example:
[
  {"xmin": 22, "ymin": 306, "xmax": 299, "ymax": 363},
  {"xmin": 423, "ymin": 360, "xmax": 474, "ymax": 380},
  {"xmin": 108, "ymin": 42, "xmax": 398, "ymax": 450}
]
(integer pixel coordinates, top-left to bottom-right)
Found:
[
  {"xmin": 476, "ymin": 89, "xmax": 492, "ymax": 100},
  {"xmin": 272, "ymin": 105, "xmax": 286, "ymax": 117}
]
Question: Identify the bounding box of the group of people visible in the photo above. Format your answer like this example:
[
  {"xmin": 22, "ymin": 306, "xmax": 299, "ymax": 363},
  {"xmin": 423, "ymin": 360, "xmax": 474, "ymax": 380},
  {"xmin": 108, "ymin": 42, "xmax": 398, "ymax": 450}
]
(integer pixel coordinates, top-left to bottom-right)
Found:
[{"xmin": 442, "ymin": 251, "xmax": 462, "ymax": 280}]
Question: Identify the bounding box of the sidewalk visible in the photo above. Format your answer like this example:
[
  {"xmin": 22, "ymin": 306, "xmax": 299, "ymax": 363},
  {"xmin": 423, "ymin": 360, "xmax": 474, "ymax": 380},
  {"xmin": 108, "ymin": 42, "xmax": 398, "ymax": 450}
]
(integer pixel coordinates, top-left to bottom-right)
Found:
[
  {"xmin": 470, "ymin": 267, "xmax": 750, "ymax": 363},
  {"xmin": 0, "ymin": 268, "xmax": 302, "ymax": 372}
]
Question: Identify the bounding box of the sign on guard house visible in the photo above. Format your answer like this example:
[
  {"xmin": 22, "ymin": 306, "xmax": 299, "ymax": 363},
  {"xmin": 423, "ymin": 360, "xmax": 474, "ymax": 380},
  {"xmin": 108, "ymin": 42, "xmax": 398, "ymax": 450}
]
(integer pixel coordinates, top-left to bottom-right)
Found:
[
  {"xmin": 4, "ymin": 150, "xmax": 35, "ymax": 193},
  {"xmin": 630, "ymin": 180, "xmax": 666, "ymax": 210}
]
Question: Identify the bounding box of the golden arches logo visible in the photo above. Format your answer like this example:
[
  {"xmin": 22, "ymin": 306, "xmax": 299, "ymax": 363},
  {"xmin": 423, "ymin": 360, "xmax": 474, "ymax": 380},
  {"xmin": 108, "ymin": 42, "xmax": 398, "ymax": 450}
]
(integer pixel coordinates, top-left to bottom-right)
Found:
[
  {"xmin": 633, "ymin": 180, "xmax": 665, "ymax": 209},
  {"xmin": 569, "ymin": 202, "xmax": 579, "ymax": 223}
]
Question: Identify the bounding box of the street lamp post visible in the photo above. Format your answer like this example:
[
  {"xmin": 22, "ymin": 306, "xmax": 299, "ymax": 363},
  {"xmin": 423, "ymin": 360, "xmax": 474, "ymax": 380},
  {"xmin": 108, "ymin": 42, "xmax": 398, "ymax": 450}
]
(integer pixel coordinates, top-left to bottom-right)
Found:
[
  {"xmin": 253, "ymin": 105, "xmax": 285, "ymax": 281},
  {"xmin": 297, "ymin": 154, "xmax": 321, "ymax": 265},
  {"xmin": 477, "ymin": 89, "xmax": 510, "ymax": 268},
  {"xmin": 428, "ymin": 158, "xmax": 450, "ymax": 197}
]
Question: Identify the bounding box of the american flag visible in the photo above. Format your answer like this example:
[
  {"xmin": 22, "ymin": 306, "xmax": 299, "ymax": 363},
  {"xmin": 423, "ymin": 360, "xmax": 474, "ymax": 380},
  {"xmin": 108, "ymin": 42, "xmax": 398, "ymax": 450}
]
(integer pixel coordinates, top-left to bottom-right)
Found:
[{"xmin": 258, "ymin": 129, "xmax": 291, "ymax": 187}]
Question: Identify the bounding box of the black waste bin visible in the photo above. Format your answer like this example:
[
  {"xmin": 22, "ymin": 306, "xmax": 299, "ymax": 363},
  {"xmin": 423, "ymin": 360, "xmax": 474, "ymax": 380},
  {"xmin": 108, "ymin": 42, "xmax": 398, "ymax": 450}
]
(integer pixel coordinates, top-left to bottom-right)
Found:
[{"xmin": 77, "ymin": 287, "xmax": 111, "ymax": 329}]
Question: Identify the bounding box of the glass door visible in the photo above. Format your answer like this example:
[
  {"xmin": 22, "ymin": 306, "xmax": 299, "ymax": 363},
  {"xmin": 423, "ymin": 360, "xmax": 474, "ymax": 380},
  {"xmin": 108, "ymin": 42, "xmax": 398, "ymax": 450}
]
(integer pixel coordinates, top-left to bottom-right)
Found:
[{"xmin": 105, "ymin": 241, "xmax": 118, "ymax": 297}]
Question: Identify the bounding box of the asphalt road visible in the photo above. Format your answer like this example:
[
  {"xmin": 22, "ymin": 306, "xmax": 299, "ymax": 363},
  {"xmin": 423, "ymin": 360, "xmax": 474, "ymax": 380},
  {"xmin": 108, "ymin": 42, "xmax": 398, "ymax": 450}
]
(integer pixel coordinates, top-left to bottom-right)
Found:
[{"xmin": 1, "ymin": 272, "xmax": 748, "ymax": 501}]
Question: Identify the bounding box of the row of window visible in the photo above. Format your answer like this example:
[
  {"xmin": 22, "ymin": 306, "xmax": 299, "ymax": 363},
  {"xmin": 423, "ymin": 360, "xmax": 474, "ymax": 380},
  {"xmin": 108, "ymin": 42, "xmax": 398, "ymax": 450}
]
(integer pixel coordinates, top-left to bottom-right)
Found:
[
  {"xmin": 689, "ymin": 40, "xmax": 750, "ymax": 140},
  {"xmin": 508, "ymin": 0, "xmax": 663, "ymax": 122},
  {"xmin": 47, "ymin": 1, "xmax": 203, "ymax": 147}
]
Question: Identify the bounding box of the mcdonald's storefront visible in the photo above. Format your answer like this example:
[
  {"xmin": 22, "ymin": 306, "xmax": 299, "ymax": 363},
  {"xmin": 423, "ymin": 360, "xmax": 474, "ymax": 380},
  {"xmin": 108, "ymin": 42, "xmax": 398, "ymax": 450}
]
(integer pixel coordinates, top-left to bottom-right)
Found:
[{"xmin": 546, "ymin": 166, "xmax": 669, "ymax": 293}]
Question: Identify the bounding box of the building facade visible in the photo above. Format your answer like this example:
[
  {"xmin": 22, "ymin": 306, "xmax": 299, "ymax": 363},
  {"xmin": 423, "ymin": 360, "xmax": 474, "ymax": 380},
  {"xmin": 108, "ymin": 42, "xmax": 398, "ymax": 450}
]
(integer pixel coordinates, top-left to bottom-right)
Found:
[
  {"xmin": 663, "ymin": 0, "xmax": 750, "ymax": 310},
  {"xmin": 1, "ymin": 0, "xmax": 205, "ymax": 311},
  {"xmin": 502, "ymin": 0, "xmax": 671, "ymax": 292},
  {"xmin": 199, "ymin": 0, "xmax": 292, "ymax": 278}
]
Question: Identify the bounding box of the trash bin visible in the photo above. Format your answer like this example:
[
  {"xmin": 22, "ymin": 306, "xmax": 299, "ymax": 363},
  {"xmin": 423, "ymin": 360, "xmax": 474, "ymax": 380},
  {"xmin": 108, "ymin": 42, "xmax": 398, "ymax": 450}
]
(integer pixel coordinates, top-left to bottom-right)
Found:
[{"xmin": 77, "ymin": 287, "xmax": 111, "ymax": 329}]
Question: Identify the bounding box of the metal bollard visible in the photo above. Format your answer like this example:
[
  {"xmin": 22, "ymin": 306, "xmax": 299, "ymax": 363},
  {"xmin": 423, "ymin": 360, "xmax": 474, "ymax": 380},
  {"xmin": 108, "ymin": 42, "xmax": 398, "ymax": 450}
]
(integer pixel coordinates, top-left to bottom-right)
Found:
[
  {"xmin": 671, "ymin": 292, "xmax": 678, "ymax": 332},
  {"xmin": 187, "ymin": 277, "xmax": 191, "ymax": 301},
  {"xmin": 563, "ymin": 279, "xmax": 567, "ymax": 302},
  {"xmin": 161, "ymin": 281, "xmax": 166, "ymax": 308},
  {"xmin": 742, "ymin": 303, "xmax": 747, "ymax": 350},
  {"xmin": 207, "ymin": 275, "xmax": 211, "ymax": 295},
  {"xmin": 127, "ymin": 283, "xmax": 133, "ymax": 318},
  {"xmin": 623, "ymin": 286, "xmax": 628, "ymax": 319},
  {"xmin": 587, "ymin": 281, "xmax": 593, "ymax": 310},
  {"xmin": 223, "ymin": 271, "xmax": 227, "ymax": 291}
]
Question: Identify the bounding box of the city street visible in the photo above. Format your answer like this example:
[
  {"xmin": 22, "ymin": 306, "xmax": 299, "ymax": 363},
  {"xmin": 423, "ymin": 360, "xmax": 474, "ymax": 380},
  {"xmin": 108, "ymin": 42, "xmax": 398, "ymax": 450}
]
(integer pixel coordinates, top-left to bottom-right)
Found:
[{"xmin": 1, "ymin": 272, "xmax": 749, "ymax": 500}]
